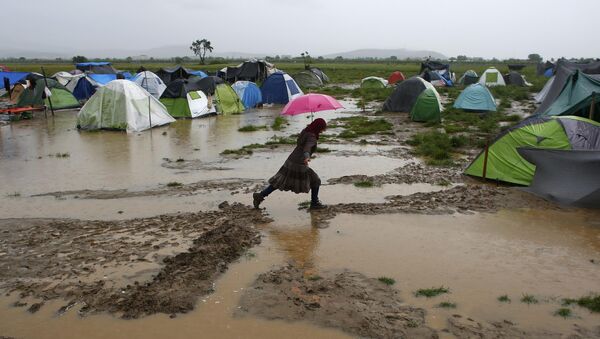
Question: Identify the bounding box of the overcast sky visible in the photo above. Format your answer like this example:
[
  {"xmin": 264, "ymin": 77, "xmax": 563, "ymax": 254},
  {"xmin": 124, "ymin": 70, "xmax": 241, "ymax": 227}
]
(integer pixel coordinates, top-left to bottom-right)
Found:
[{"xmin": 2, "ymin": 0, "xmax": 598, "ymax": 59}]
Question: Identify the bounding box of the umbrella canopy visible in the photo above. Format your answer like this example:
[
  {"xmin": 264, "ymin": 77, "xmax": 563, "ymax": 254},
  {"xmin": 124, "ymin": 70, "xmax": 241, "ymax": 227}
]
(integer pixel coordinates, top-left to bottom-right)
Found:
[{"xmin": 281, "ymin": 93, "xmax": 343, "ymax": 116}]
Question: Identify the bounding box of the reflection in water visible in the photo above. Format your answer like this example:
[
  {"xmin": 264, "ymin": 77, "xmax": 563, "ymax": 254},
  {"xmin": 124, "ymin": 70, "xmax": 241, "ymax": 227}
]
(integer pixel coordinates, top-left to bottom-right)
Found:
[{"xmin": 266, "ymin": 213, "xmax": 323, "ymax": 269}]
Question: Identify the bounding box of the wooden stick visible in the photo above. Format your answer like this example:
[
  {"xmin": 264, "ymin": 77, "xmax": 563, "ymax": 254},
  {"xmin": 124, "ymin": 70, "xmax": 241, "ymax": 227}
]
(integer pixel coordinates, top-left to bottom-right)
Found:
[
  {"xmin": 482, "ymin": 138, "xmax": 490, "ymax": 179},
  {"xmin": 590, "ymin": 94, "xmax": 595, "ymax": 121},
  {"xmin": 40, "ymin": 67, "xmax": 54, "ymax": 117}
]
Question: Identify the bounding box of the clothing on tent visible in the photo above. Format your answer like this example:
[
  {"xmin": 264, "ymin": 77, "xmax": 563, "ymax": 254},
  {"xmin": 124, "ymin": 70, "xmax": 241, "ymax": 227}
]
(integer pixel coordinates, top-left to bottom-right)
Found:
[
  {"xmin": 261, "ymin": 72, "xmax": 303, "ymax": 104},
  {"xmin": 453, "ymin": 84, "xmax": 497, "ymax": 112}
]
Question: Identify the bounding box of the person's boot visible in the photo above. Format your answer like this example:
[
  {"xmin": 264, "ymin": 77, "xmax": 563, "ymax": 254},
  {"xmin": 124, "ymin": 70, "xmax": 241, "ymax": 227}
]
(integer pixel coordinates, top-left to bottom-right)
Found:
[
  {"xmin": 309, "ymin": 200, "xmax": 327, "ymax": 210},
  {"xmin": 253, "ymin": 192, "xmax": 264, "ymax": 209}
]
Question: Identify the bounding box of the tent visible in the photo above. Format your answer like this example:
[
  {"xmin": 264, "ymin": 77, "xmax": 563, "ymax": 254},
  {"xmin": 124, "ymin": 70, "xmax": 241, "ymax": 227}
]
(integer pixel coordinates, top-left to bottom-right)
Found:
[
  {"xmin": 383, "ymin": 77, "xmax": 435, "ymax": 112},
  {"xmin": 422, "ymin": 71, "xmax": 451, "ymax": 87},
  {"xmin": 70, "ymin": 76, "xmax": 99, "ymax": 101},
  {"xmin": 388, "ymin": 71, "xmax": 405, "ymax": 85},
  {"xmin": 479, "ymin": 67, "xmax": 505, "ymax": 87},
  {"xmin": 464, "ymin": 116, "xmax": 600, "ymax": 185},
  {"xmin": 160, "ymin": 77, "xmax": 219, "ymax": 118},
  {"xmin": 77, "ymin": 80, "xmax": 175, "ymax": 132},
  {"xmin": 410, "ymin": 87, "xmax": 443, "ymax": 122},
  {"xmin": 232, "ymin": 81, "xmax": 262, "ymax": 109},
  {"xmin": 235, "ymin": 60, "xmax": 272, "ymax": 82},
  {"xmin": 504, "ymin": 71, "xmax": 531, "ymax": 87},
  {"xmin": 0, "ymin": 71, "xmax": 29, "ymax": 86},
  {"xmin": 534, "ymin": 59, "xmax": 600, "ymax": 116},
  {"xmin": 534, "ymin": 76, "xmax": 554, "ymax": 103},
  {"xmin": 293, "ymin": 70, "xmax": 323, "ymax": 88},
  {"xmin": 132, "ymin": 71, "xmax": 167, "ymax": 99},
  {"xmin": 261, "ymin": 72, "xmax": 303, "ymax": 104},
  {"xmin": 536, "ymin": 71, "xmax": 600, "ymax": 121},
  {"xmin": 0, "ymin": 65, "xmax": 11, "ymax": 72},
  {"xmin": 76, "ymin": 62, "xmax": 117, "ymax": 74},
  {"xmin": 361, "ymin": 76, "xmax": 388, "ymax": 89},
  {"xmin": 420, "ymin": 61, "xmax": 453, "ymax": 86},
  {"xmin": 214, "ymin": 83, "xmax": 244, "ymax": 114},
  {"xmin": 156, "ymin": 66, "xmax": 207, "ymax": 85},
  {"xmin": 518, "ymin": 148, "xmax": 600, "ymax": 208},
  {"xmin": 17, "ymin": 78, "xmax": 79, "ymax": 109},
  {"xmin": 308, "ymin": 67, "xmax": 329, "ymax": 83},
  {"xmin": 453, "ymin": 83, "xmax": 497, "ymax": 112},
  {"xmin": 537, "ymin": 61, "xmax": 555, "ymax": 76},
  {"xmin": 458, "ymin": 70, "xmax": 479, "ymax": 86}
]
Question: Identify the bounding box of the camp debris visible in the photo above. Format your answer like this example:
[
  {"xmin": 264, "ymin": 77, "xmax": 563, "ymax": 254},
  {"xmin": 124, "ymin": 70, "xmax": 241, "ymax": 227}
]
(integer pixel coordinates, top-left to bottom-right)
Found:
[
  {"xmin": 77, "ymin": 80, "xmax": 175, "ymax": 132},
  {"xmin": 132, "ymin": 71, "xmax": 167, "ymax": 99},
  {"xmin": 261, "ymin": 71, "xmax": 303, "ymax": 104},
  {"xmin": 232, "ymin": 81, "xmax": 263, "ymax": 109},
  {"xmin": 360, "ymin": 77, "xmax": 388, "ymax": 89},
  {"xmin": 214, "ymin": 83, "xmax": 244, "ymax": 114},
  {"xmin": 453, "ymin": 83, "xmax": 497, "ymax": 112},
  {"xmin": 160, "ymin": 77, "xmax": 219, "ymax": 118},
  {"xmin": 387, "ymin": 71, "xmax": 406, "ymax": 85},
  {"xmin": 17, "ymin": 77, "xmax": 79, "ymax": 110},
  {"xmin": 503, "ymin": 71, "xmax": 532, "ymax": 87},
  {"xmin": 464, "ymin": 116, "xmax": 600, "ymax": 186},
  {"xmin": 518, "ymin": 148, "xmax": 600, "ymax": 208},
  {"xmin": 410, "ymin": 87, "xmax": 443, "ymax": 122},
  {"xmin": 458, "ymin": 70, "xmax": 478, "ymax": 86},
  {"xmin": 383, "ymin": 77, "xmax": 435, "ymax": 113},
  {"xmin": 479, "ymin": 67, "xmax": 505, "ymax": 87}
]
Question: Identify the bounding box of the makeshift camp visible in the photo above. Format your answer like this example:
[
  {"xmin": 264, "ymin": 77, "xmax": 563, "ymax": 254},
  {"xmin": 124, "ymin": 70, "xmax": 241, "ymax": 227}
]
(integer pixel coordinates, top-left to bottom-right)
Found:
[
  {"xmin": 383, "ymin": 77, "xmax": 435, "ymax": 112},
  {"xmin": 361, "ymin": 77, "xmax": 388, "ymax": 89},
  {"xmin": 504, "ymin": 71, "xmax": 531, "ymax": 87},
  {"xmin": 534, "ymin": 59, "xmax": 600, "ymax": 116},
  {"xmin": 535, "ymin": 71, "xmax": 600, "ymax": 121},
  {"xmin": 76, "ymin": 62, "xmax": 117, "ymax": 74},
  {"xmin": 479, "ymin": 67, "xmax": 505, "ymax": 87},
  {"xmin": 388, "ymin": 71, "xmax": 405, "ymax": 85},
  {"xmin": 160, "ymin": 77, "xmax": 219, "ymax": 118},
  {"xmin": 132, "ymin": 71, "xmax": 167, "ymax": 99},
  {"xmin": 410, "ymin": 87, "xmax": 443, "ymax": 122},
  {"xmin": 464, "ymin": 116, "xmax": 600, "ymax": 185},
  {"xmin": 156, "ymin": 66, "xmax": 207, "ymax": 85},
  {"xmin": 453, "ymin": 84, "xmax": 497, "ymax": 112},
  {"xmin": 232, "ymin": 81, "xmax": 262, "ymax": 109},
  {"xmin": 458, "ymin": 70, "xmax": 479, "ymax": 85},
  {"xmin": 17, "ymin": 78, "xmax": 79, "ymax": 109},
  {"xmin": 261, "ymin": 72, "xmax": 303, "ymax": 104},
  {"xmin": 77, "ymin": 80, "xmax": 175, "ymax": 132},
  {"xmin": 214, "ymin": 83, "xmax": 244, "ymax": 114},
  {"xmin": 518, "ymin": 148, "xmax": 600, "ymax": 208},
  {"xmin": 293, "ymin": 71, "xmax": 323, "ymax": 88}
]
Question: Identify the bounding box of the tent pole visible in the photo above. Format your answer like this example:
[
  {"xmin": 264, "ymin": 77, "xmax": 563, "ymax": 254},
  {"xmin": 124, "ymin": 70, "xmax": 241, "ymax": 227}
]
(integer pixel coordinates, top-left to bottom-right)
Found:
[
  {"xmin": 482, "ymin": 138, "xmax": 490, "ymax": 180},
  {"xmin": 590, "ymin": 93, "xmax": 596, "ymax": 121},
  {"xmin": 41, "ymin": 67, "xmax": 54, "ymax": 117},
  {"xmin": 144, "ymin": 71, "xmax": 152, "ymax": 129}
]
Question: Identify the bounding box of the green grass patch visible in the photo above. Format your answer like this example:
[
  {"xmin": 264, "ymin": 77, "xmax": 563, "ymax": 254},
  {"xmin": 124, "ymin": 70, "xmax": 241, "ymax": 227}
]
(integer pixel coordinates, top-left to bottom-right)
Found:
[
  {"xmin": 407, "ymin": 131, "xmax": 465, "ymax": 166},
  {"xmin": 54, "ymin": 152, "xmax": 70, "ymax": 158},
  {"xmin": 554, "ymin": 308, "xmax": 572, "ymax": 318},
  {"xmin": 437, "ymin": 302, "xmax": 457, "ymax": 309},
  {"xmin": 314, "ymin": 147, "xmax": 332, "ymax": 153},
  {"xmin": 298, "ymin": 200, "xmax": 311, "ymax": 209},
  {"xmin": 271, "ymin": 116, "xmax": 287, "ymax": 131},
  {"xmin": 238, "ymin": 125, "xmax": 267, "ymax": 132},
  {"xmin": 520, "ymin": 294, "xmax": 538, "ymax": 304},
  {"xmin": 415, "ymin": 286, "xmax": 449, "ymax": 298},
  {"xmin": 350, "ymin": 87, "xmax": 394, "ymax": 103},
  {"xmin": 354, "ymin": 180, "xmax": 374, "ymax": 188},
  {"xmin": 498, "ymin": 295, "xmax": 511, "ymax": 303},
  {"xmin": 562, "ymin": 294, "xmax": 600, "ymax": 313},
  {"xmin": 377, "ymin": 277, "xmax": 396, "ymax": 285},
  {"xmin": 166, "ymin": 182, "xmax": 183, "ymax": 187}
]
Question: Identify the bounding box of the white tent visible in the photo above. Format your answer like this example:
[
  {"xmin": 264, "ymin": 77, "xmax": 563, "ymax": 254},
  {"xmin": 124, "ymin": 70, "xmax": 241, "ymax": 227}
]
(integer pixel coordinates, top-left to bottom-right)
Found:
[
  {"xmin": 187, "ymin": 90, "xmax": 216, "ymax": 118},
  {"xmin": 77, "ymin": 80, "xmax": 175, "ymax": 133},
  {"xmin": 479, "ymin": 67, "xmax": 506, "ymax": 87},
  {"xmin": 52, "ymin": 72, "xmax": 87, "ymax": 92},
  {"xmin": 361, "ymin": 76, "xmax": 389, "ymax": 87},
  {"xmin": 132, "ymin": 71, "xmax": 167, "ymax": 99}
]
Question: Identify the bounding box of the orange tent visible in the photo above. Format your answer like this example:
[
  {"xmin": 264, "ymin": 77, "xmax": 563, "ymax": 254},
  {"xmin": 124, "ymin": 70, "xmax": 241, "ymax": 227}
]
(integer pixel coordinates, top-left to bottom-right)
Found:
[{"xmin": 388, "ymin": 71, "xmax": 405, "ymax": 85}]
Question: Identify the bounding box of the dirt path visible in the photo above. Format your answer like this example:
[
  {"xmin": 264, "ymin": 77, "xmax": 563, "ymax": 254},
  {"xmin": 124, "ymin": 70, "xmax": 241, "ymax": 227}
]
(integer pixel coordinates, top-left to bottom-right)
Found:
[{"xmin": 0, "ymin": 202, "xmax": 270, "ymax": 318}]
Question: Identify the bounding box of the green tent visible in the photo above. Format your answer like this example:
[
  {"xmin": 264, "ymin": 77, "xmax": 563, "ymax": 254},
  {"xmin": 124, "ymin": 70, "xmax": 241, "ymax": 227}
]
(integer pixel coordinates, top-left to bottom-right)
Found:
[
  {"xmin": 293, "ymin": 71, "xmax": 323, "ymax": 89},
  {"xmin": 214, "ymin": 83, "xmax": 244, "ymax": 114},
  {"xmin": 17, "ymin": 78, "xmax": 79, "ymax": 109},
  {"xmin": 410, "ymin": 88, "xmax": 442, "ymax": 122},
  {"xmin": 464, "ymin": 116, "xmax": 600, "ymax": 185},
  {"xmin": 539, "ymin": 71, "xmax": 600, "ymax": 121},
  {"xmin": 360, "ymin": 77, "xmax": 387, "ymax": 89}
]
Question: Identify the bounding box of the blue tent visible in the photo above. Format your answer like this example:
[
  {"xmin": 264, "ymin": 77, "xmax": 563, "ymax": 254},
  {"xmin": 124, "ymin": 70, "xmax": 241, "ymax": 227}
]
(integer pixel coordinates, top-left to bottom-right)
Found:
[
  {"xmin": 188, "ymin": 70, "xmax": 208, "ymax": 78},
  {"xmin": 88, "ymin": 74, "xmax": 117, "ymax": 85},
  {"xmin": 260, "ymin": 72, "xmax": 303, "ymax": 104},
  {"xmin": 0, "ymin": 72, "xmax": 29, "ymax": 86},
  {"xmin": 453, "ymin": 83, "xmax": 497, "ymax": 112},
  {"xmin": 232, "ymin": 81, "xmax": 262, "ymax": 109},
  {"xmin": 72, "ymin": 77, "xmax": 97, "ymax": 100},
  {"xmin": 544, "ymin": 68, "xmax": 554, "ymax": 78}
]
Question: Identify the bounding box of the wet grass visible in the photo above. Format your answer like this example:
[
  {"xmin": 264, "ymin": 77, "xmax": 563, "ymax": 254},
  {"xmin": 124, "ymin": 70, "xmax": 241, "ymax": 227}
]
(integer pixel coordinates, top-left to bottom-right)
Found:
[
  {"xmin": 166, "ymin": 182, "xmax": 183, "ymax": 187},
  {"xmin": 562, "ymin": 294, "xmax": 600, "ymax": 313},
  {"xmin": 377, "ymin": 277, "xmax": 396, "ymax": 285},
  {"xmin": 271, "ymin": 116, "xmax": 288, "ymax": 131},
  {"xmin": 497, "ymin": 295, "xmax": 511, "ymax": 303},
  {"xmin": 335, "ymin": 116, "xmax": 393, "ymax": 139},
  {"xmin": 407, "ymin": 131, "xmax": 465, "ymax": 166},
  {"xmin": 298, "ymin": 200, "xmax": 311, "ymax": 209},
  {"xmin": 6, "ymin": 192, "xmax": 21, "ymax": 198},
  {"xmin": 319, "ymin": 86, "xmax": 353, "ymax": 99},
  {"xmin": 314, "ymin": 147, "xmax": 332, "ymax": 153},
  {"xmin": 52, "ymin": 152, "xmax": 70, "ymax": 158},
  {"xmin": 520, "ymin": 294, "xmax": 538, "ymax": 304},
  {"xmin": 238, "ymin": 125, "xmax": 268, "ymax": 132},
  {"xmin": 354, "ymin": 180, "xmax": 374, "ymax": 188},
  {"xmin": 350, "ymin": 87, "xmax": 394, "ymax": 103},
  {"xmin": 307, "ymin": 275, "xmax": 323, "ymax": 281},
  {"xmin": 436, "ymin": 179, "xmax": 452, "ymax": 187},
  {"xmin": 437, "ymin": 302, "xmax": 457, "ymax": 309},
  {"xmin": 415, "ymin": 286, "xmax": 449, "ymax": 298},
  {"xmin": 554, "ymin": 308, "xmax": 572, "ymax": 318},
  {"xmin": 266, "ymin": 135, "xmax": 297, "ymax": 145}
]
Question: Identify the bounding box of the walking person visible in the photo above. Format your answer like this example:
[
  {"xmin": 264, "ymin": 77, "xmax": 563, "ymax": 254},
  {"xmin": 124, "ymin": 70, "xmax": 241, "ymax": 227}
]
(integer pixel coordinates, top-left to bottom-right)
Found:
[{"xmin": 253, "ymin": 118, "xmax": 328, "ymax": 210}]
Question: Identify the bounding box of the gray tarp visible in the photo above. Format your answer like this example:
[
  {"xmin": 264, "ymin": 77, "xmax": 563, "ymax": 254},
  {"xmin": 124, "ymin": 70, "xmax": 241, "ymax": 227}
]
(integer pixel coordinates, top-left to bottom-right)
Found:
[{"xmin": 518, "ymin": 148, "xmax": 600, "ymax": 208}]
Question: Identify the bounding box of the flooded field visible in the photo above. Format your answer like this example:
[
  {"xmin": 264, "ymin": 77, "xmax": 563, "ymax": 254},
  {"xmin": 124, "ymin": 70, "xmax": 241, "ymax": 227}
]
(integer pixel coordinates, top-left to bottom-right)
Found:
[{"xmin": 1, "ymin": 103, "xmax": 599, "ymax": 338}]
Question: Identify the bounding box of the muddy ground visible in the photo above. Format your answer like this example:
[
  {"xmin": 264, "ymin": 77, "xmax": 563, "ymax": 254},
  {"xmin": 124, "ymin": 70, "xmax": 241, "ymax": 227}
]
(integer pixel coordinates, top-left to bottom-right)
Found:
[{"xmin": 0, "ymin": 202, "xmax": 270, "ymax": 319}]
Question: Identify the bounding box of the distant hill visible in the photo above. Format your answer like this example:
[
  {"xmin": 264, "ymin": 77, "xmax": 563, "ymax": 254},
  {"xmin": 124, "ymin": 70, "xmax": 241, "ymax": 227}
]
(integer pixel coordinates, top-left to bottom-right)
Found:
[{"xmin": 321, "ymin": 49, "xmax": 447, "ymax": 60}]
